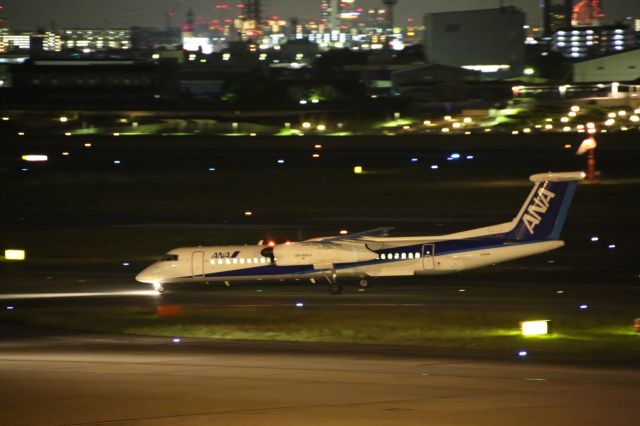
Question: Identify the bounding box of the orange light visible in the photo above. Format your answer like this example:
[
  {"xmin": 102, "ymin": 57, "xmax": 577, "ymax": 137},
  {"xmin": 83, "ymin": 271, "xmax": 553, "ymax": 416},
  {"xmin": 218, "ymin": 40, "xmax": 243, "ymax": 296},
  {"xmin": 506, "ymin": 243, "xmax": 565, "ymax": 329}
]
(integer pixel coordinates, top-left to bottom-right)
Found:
[
  {"xmin": 268, "ymin": 241, "xmax": 276, "ymax": 247},
  {"xmin": 244, "ymin": 211, "xmax": 253, "ymax": 216}
]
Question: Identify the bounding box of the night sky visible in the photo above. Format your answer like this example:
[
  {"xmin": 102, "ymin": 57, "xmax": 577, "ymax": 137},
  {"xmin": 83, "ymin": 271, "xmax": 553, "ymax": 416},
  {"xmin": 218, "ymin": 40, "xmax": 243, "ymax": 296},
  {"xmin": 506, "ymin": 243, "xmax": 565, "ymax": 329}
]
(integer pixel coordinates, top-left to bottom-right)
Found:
[{"xmin": 3, "ymin": 0, "xmax": 640, "ymax": 30}]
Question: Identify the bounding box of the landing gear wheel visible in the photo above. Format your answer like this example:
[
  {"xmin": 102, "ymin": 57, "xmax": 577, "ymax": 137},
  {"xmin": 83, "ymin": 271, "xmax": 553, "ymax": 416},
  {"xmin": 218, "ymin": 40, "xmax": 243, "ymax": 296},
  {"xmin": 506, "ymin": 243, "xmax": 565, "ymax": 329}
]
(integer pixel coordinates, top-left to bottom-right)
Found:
[
  {"xmin": 154, "ymin": 284, "xmax": 165, "ymax": 294},
  {"xmin": 329, "ymin": 284, "xmax": 343, "ymax": 295},
  {"xmin": 358, "ymin": 279, "xmax": 370, "ymax": 288}
]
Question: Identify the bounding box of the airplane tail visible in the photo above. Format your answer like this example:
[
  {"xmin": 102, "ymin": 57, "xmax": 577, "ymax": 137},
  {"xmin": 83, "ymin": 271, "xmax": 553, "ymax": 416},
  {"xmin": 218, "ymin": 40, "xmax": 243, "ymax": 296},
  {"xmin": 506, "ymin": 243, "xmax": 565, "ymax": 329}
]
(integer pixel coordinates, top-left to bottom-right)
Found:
[{"xmin": 505, "ymin": 171, "xmax": 584, "ymax": 241}]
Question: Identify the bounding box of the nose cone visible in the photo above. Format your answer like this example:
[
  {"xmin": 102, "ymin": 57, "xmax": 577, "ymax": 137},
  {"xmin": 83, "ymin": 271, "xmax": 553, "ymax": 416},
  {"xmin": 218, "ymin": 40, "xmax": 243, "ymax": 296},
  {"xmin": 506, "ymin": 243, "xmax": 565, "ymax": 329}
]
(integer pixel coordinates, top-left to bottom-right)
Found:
[{"xmin": 135, "ymin": 266, "xmax": 158, "ymax": 284}]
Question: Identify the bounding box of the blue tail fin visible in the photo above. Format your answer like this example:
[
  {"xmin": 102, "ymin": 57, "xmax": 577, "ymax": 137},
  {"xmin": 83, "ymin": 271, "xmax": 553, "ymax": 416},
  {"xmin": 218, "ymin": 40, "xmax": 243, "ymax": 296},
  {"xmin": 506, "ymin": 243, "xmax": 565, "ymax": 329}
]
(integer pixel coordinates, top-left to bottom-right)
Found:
[{"xmin": 506, "ymin": 172, "xmax": 584, "ymax": 241}]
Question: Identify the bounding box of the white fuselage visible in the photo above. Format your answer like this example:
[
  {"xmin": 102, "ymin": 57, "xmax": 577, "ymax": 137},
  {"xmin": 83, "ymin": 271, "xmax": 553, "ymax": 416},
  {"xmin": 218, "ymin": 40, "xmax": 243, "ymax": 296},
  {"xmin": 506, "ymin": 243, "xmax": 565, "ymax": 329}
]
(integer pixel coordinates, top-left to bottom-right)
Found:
[{"xmin": 135, "ymin": 238, "xmax": 564, "ymax": 286}]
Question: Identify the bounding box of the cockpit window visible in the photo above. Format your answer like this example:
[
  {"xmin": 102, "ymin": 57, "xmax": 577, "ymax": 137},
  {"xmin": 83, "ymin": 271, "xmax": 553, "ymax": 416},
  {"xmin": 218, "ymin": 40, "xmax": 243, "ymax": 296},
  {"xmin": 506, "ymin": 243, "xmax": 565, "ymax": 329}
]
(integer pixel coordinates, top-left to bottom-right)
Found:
[{"xmin": 159, "ymin": 254, "xmax": 178, "ymax": 261}]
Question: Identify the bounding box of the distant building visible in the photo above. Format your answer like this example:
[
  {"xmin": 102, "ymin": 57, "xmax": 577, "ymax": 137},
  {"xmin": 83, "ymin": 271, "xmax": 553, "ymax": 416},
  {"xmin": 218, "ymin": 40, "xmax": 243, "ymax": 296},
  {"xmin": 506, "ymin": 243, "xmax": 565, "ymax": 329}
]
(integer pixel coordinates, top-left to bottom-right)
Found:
[
  {"xmin": 8, "ymin": 59, "xmax": 177, "ymax": 100},
  {"xmin": 424, "ymin": 7, "xmax": 525, "ymax": 80},
  {"xmin": 61, "ymin": 29, "xmax": 131, "ymax": 51},
  {"xmin": 346, "ymin": 63, "xmax": 481, "ymax": 97},
  {"xmin": 552, "ymin": 25, "xmax": 637, "ymax": 59},
  {"xmin": 573, "ymin": 48, "xmax": 640, "ymax": 82},
  {"xmin": 130, "ymin": 27, "xmax": 181, "ymax": 50}
]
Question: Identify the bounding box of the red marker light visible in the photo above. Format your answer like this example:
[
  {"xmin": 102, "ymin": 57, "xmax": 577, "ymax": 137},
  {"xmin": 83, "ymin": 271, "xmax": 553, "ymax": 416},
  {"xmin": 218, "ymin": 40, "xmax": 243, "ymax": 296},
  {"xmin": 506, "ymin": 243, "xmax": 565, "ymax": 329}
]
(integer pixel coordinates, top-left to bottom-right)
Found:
[{"xmin": 268, "ymin": 241, "xmax": 276, "ymax": 247}]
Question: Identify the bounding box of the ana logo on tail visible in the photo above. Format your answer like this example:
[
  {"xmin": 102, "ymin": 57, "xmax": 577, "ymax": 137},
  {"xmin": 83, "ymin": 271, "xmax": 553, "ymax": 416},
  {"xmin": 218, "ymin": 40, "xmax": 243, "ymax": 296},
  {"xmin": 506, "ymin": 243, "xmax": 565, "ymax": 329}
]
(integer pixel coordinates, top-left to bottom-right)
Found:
[{"xmin": 522, "ymin": 186, "xmax": 556, "ymax": 235}]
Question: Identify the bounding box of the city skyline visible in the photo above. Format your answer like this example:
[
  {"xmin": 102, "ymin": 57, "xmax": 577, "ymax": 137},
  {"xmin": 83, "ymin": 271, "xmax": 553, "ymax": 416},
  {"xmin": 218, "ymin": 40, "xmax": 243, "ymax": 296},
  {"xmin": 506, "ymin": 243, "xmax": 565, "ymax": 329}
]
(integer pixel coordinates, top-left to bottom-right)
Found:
[{"xmin": 3, "ymin": 0, "xmax": 640, "ymax": 31}]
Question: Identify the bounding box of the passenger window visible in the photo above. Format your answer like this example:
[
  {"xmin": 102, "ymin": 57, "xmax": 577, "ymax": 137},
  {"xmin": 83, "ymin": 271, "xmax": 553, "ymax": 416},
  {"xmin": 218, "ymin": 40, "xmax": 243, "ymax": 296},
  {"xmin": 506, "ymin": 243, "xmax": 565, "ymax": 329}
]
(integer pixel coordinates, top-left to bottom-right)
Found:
[
  {"xmin": 381, "ymin": 254, "xmax": 386, "ymax": 259},
  {"xmin": 260, "ymin": 258, "xmax": 265, "ymax": 263},
  {"xmin": 415, "ymin": 252, "xmax": 421, "ymax": 258},
  {"xmin": 233, "ymin": 258, "xmax": 238, "ymax": 264},
  {"xmin": 254, "ymin": 258, "xmax": 259, "ymax": 263},
  {"xmin": 225, "ymin": 259, "xmax": 230, "ymax": 264},
  {"xmin": 218, "ymin": 259, "xmax": 223, "ymax": 265},
  {"xmin": 394, "ymin": 253, "xmax": 399, "ymax": 260},
  {"xmin": 401, "ymin": 253, "xmax": 407, "ymax": 259},
  {"xmin": 240, "ymin": 258, "xmax": 245, "ymax": 264},
  {"xmin": 408, "ymin": 253, "xmax": 414, "ymax": 259}
]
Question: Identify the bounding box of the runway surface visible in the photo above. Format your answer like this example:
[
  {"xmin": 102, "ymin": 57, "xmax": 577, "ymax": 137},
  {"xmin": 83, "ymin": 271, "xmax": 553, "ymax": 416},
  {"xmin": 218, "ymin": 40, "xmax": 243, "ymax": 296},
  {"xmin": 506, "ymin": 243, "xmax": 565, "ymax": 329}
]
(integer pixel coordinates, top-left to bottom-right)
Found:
[{"xmin": 1, "ymin": 321, "xmax": 639, "ymax": 426}]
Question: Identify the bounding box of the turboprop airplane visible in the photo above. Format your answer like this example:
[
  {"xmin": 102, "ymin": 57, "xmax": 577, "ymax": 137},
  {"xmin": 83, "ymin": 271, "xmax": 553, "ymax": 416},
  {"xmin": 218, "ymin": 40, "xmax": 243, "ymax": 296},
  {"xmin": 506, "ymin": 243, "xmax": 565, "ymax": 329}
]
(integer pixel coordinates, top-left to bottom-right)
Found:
[{"xmin": 136, "ymin": 171, "xmax": 584, "ymax": 294}]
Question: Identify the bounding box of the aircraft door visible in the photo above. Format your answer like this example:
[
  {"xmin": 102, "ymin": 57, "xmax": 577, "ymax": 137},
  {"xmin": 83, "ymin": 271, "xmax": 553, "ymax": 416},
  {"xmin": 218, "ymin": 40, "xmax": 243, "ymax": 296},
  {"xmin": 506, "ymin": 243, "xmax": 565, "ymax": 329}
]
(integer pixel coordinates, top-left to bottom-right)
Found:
[
  {"xmin": 422, "ymin": 244, "xmax": 435, "ymax": 269},
  {"xmin": 192, "ymin": 251, "xmax": 205, "ymax": 277}
]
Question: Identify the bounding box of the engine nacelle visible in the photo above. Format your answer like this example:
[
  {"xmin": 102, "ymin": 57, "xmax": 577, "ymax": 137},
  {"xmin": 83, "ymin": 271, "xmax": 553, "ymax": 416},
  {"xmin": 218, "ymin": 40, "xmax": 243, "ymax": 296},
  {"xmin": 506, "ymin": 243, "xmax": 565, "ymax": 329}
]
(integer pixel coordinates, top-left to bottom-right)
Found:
[{"xmin": 272, "ymin": 242, "xmax": 377, "ymax": 266}]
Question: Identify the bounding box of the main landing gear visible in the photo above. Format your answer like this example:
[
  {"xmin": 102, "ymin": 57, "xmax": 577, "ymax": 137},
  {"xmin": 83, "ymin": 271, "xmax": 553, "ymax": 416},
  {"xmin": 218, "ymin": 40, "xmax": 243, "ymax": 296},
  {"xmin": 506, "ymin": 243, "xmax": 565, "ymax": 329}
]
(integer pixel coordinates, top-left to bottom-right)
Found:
[
  {"xmin": 323, "ymin": 274, "xmax": 370, "ymax": 294},
  {"xmin": 324, "ymin": 271, "xmax": 343, "ymax": 294}
]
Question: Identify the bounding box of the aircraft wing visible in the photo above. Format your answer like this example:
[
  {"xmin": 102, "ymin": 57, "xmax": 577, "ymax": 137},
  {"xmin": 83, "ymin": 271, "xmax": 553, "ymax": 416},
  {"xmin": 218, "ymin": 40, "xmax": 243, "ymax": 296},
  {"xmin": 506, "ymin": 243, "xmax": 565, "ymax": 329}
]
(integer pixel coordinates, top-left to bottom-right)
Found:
[{"xmin": 313, "ymin": 227, "xmax": 394, "ymax": 242}]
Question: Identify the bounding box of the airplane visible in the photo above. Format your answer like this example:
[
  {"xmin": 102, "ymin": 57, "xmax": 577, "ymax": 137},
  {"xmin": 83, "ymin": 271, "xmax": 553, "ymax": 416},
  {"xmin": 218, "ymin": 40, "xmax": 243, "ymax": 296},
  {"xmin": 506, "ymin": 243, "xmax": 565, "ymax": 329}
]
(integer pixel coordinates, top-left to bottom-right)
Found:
[{"xmin": 136, "ymin": 171, "xmax": 584, "ymax": 294}]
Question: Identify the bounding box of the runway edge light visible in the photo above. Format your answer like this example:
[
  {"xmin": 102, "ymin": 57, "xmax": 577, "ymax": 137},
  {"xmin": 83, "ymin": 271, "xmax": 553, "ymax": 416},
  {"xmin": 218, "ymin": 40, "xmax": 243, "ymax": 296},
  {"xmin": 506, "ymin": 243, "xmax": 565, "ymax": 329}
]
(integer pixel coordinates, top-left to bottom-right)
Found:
[
  {"xmin": 4, "ymin": 249, "xmax": 26, "ymax": 261},
  {"xmin": 520, "ymin": 320, "xmax": 551, "ymax": 336}
]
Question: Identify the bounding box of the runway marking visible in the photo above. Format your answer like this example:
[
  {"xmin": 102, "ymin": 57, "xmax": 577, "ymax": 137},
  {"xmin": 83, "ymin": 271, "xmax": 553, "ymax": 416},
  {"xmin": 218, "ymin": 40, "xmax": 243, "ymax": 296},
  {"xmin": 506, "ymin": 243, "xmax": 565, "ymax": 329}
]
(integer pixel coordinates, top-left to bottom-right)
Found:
[{"xmin": 55, "ymin": 398, "xmax": 425, "ymax": 425}]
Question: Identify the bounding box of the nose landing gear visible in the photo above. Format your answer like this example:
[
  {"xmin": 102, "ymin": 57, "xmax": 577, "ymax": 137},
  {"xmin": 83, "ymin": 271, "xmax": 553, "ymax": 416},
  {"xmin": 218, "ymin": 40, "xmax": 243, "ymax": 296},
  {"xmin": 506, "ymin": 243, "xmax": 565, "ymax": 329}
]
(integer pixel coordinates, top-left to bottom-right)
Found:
[{"xmin": 153, "ymin": 283, "xmax": 165, "ymax": 294}]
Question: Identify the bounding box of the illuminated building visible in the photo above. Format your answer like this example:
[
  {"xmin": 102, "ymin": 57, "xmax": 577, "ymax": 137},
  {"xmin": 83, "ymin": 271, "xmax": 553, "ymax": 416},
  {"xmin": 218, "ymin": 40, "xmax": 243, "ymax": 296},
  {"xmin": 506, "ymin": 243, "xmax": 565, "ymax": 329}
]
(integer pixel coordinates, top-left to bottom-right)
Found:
[
  {"xmin": 0, "ymin": 27, "xmax": 9, "ymax": 52},
  {"xmin": 238, "ymin": 0, "xmax": 262, "ymax": 40},
  {"xmin": 552, "ymin": 25, "xmax": 636, "ymax": 59},
  {"xmin": 61, "ymin": 29, "xmax": 131, "ymax": 51},
  {"xmin": 572, "ymin": 0, "xmax": 604, "ymax": 26},
  {"xmin": 424, "ymin": 7, "xmax": 525, "ymax": 79}
]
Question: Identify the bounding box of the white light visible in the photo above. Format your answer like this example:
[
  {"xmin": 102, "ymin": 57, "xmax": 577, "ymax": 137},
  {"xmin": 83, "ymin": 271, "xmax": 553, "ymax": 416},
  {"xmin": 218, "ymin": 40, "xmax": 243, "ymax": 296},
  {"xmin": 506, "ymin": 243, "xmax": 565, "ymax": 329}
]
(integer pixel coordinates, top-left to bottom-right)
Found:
[
  {"xmin": 579, "ymin": 304, "xmax": 588, "ymax": 310},
  {"xmin": 295, "ymin": 302, "xmax": 304, "ymax": 308},
  {"xmin": 518, "ymin": 350, "xmax": 528, "ymax": 357},
  {"xmin": 122, "ymin": 262, "xmax": 130, "ymax": 266},
  {"xmin": 21, "ymin": 155, "xmax": 47, "ymax": 162},
  {"xmin": 450, "ymin": 153, "xmax": 460, "ymax": 159},
  {"xmin": 4, "ymin": 249, "xmax": 26, "ymax": 260},
  {"xmin": 277, "ymin": 159, "xmax": 285, "ymax": 164},
  {"xmin": 608, "ymin": 244, "xmax": 616, "ymax": 249},
  {"xmin": 430, "ymin": 165, "xmax": 438, "ymax": 170},
  {"xmin": 521, "ymin": 320, "xmax": 550, "ymax": 336},
  {"xmin": 590, "ymin": 236, "xmax": 599, "ymax": 242},
  {"xmin": 172, "ymin": 337, "xmax": 181, "ymax": 343},
  {"xmin": 466, "ymin": 155, "xmax": 474, "ymax": 160},
  {"xmin": 113, "ymin": 160, "xmax": 121, "ymax": 164},
  {"xmin": 208, "ymin": 167, "xmax": 216, "ymax": 172}
]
